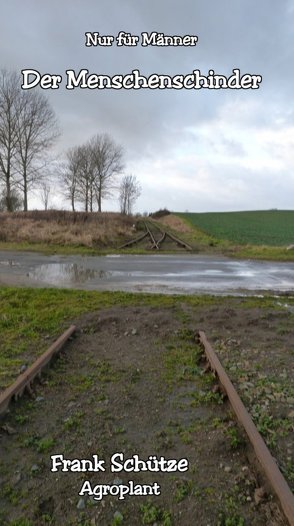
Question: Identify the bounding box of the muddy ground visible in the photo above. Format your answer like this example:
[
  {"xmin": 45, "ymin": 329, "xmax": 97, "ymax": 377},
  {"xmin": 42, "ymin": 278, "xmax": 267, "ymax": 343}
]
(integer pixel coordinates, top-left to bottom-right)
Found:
[{"xmin": 0, "ymin": 300, "xmax": 293, "ymax": 526}]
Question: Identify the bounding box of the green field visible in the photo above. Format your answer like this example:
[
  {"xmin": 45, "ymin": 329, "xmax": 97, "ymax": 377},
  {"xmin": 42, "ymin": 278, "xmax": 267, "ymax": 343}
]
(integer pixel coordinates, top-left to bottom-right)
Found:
[{"xmin": 176, "ymin": 210, "xmax": 294, "ymax": 246}]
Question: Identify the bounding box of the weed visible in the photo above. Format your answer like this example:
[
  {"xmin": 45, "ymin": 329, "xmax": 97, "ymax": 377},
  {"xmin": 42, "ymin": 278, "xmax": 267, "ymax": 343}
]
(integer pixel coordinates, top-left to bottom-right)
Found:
[
  {"xmin": 36, "ymin": 437, "xmax": 55, "ymax": 453},
  {"xmin": 111, "ymin": 514, "xmax": 124, "ymax": 526},
  {"xmin": 96, "ymin": 360, "xmax": 119, "ymax": 383},
  {"xmin": 190, "ymin": 389, "xmax": 223, "ymax": 406},
  {"xmin": 163, "ymin": 341, "xmax": 202, "ymax": 386},
  {"xmin": 22, "ymin": 435, "xmax": 40, "ymax": 449},
  {"xmin": 174, "ymin": 479, "xmax": 193, "ymax": 502},
  {"xmin": 63, "ymin": 411, "xmax": 84, "ymax": 431},
  {"xmin": 22, "ymin": 434, "xmax": 55, "ymax": 453},
  {"xmin": 14, "ymin": 414, "xmax": 29, "ymax": 425},
  {"xmin": 113, "ymin": 426, "xmax": 126, "ymax": 435},
  {"xmin": 225, "ymin": 426, "xmax": 243, "ymax": 449},
  {"xmin": 217, "ymin": 489, "xmax": 247, "ymax": 526},
  {"xmin": 140, "ymin": 502, "xmax": 172, "ymax": 525},
  {"xmin": 212, "ymin": 417, "xmax": 224, "ymax": 429},
  {"xmin": 1, "ymin": 483, "xmax": 20, "ymax": 505},
  {"xmin": 70, "ymin": 374, "xmax": 94, "ymax": 392}
]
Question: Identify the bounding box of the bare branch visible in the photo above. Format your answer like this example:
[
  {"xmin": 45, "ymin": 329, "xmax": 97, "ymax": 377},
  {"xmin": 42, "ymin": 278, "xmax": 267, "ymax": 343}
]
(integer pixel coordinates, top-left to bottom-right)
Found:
[{"xmin": 119, "ymin": 174, "xmax": 141, "ymax": 215}]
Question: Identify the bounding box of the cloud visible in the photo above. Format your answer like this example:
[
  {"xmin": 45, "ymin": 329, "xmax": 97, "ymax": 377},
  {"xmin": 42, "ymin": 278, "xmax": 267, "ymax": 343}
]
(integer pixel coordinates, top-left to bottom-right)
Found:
[{"xmin": 1, "ymin": 0, "xmax": 293, "ymax": 211}]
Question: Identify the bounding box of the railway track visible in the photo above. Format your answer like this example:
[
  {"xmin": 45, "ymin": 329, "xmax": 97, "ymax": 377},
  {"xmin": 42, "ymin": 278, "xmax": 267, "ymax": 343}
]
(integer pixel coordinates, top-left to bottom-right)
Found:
[
  {"xmin": 198, "ymin": 331, "xmax": 294, "ymax": 526},
  {"xmin": 0, "ymin": 325, "xmax": 76, "ymax": 417},
  {"xmin": 119, "ymin": 219, "xmax": 192, "ymax": 250},
  {"xmin": 0, "ymin": 326, "xmax": 293, "ymax": 524}
]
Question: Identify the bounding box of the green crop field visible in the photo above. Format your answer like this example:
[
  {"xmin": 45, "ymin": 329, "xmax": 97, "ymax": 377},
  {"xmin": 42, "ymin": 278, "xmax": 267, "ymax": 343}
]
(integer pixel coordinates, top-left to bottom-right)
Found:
[{"xmin": 176, "ymin": 210, "xmax": 294, "ymax": 246}]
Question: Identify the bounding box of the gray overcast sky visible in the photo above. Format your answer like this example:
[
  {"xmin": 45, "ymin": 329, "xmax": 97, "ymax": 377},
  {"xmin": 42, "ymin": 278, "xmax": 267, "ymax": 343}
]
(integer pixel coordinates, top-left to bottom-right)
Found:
[{"xmin": 1, "ymin": 0, "xmax": 294, "ymax": 212}]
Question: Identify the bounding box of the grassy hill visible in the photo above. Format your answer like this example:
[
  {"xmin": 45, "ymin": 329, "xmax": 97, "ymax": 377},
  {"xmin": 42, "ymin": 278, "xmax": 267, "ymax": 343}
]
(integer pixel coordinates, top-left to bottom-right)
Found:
[
  {"xmin": 176, "ymin": 210, "xmax": 294, "ymax": 247},
  {"xmin": 0, "ymin": 210, "xmax": 135, "ymax": 254}
]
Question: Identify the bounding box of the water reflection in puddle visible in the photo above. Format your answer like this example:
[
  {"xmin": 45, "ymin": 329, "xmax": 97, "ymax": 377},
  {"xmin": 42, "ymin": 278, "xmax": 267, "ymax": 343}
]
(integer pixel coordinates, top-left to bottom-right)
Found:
[
  {"xmin": 0, "ymin": 260, "xmax": 20, "ymax": 267},
  {"xmin": 29, "ymin": 263, "xmax": 110, "ymax": 285}
]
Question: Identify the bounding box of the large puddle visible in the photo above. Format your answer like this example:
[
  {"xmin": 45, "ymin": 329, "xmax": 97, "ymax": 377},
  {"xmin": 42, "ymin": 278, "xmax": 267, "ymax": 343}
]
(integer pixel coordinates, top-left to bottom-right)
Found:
[
  {"xmin": 1, "ymin": 252, "xmax": 294, "ymax": 294},
  {"xmin": 28, "ymin": 263, "xmax": 111, "ymax": 285}
]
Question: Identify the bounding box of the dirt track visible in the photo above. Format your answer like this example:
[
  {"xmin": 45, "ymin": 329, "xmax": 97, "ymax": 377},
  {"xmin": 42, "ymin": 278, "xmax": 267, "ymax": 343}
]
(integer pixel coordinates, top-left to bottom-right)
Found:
[{"xmin": 0, "ymin": 300, "xmax": 292, "ymax": 525}]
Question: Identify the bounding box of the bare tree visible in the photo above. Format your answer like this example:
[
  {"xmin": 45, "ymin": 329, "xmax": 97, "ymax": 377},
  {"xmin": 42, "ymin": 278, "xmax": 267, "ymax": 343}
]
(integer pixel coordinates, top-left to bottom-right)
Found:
[
  {"xmin": 0, "ymin": 70, "xmax": 59, "ymax": 212},
  {"xmin": 62, "ymin": 147, "xmax": 80, "ymax": 211},
  {"xmin": 90, "ymin": 134, "xmax": 124, "ymax": 212},
  {"xmin": 15, "ymin": 90, "xmax": 59, "ymax": 211},
  {"xmin": 0, "ymin": 70, "xmax": 20, "ymax": 211},
  {"xmin": 62, "ymin": 134, "xmax": 124, "ymax": 212},
  {"xmin": 119, "ymin": 174, "xmax": 141, "ymax": 215},
  {"xmin": 39, "ymin": 182, "xmax": 51, "ymax": 210},
  {"xmin": 62, "ymin": 144, "xmax": 94, "ymax": 212},
  {"xmin": 76, "ymin": 143, "xmax": 95, "ymax": 212}
]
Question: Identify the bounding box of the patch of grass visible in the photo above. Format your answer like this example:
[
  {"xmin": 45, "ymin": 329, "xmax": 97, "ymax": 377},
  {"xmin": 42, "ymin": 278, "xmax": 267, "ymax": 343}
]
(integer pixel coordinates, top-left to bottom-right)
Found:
[
  {"xmin": 22, "ymin": 435, "xmax": 55, "ymax": 453},
  {"xmin": 14, "ymin": 414, "xmax": 29, "ymax": 425},
  {"xmin": 1, "ymin": 483, "xmax": 21, "ymax": 505},
  {"xmin": 0, "ymin": 287, "xmax": 194, "ymax": 389},
  {"xmin": 163, "ymin": 340, "xmax": 202, "ymax": 387},
  {"xmin": 63, "ymin": 411, "xmax": 84, "ymax": 431},
  {"xmin": 252, "ymin": 408, "xmax": 293, "ymax": 449},
  {"xmin": 36, "ymin": 436, "xmax": 55, "ymax": 453},
  {"xmin": 217, "ymin": 491, "xmax": 246, "ymax": 526},
  {"xmin": 174, "ymin": 211, "xmax": 294, "ymax": 260},
  {"xmin": 96, "ymin": 360, "xmax": 119, "ymax": 383},
  {"xmin": 113, "ymin": 426, "xmax": 126, "ymax": 435},
  {"xmin": 171, "ymin": 420, "xmax": 205, "ymax": 444},
  {"xmin": 190, "ymin": 389, "xmax": 224, "ymax": 406},
  {"xmin": 140, "ymin": 501, "xmax": 172, "ymax": 525},
  {"xmin": 0, "ymin": 210, "xmax": 135, "ymax": 252},
  {"xmin": 178, "ymin": 210, "xmax": 294, "ymax": 247},
  {"xmin": 212, "ymin": 417, "xmax": 224, "ymax": 429},
  {"xmin": 174, "ymin": 479, "xmax": 194, "ymax": 502},
  {"xmin": 69, "ymin": 373, "xmax": 95, "ymax": 392},
  {"xmin": 111, "ymin": 513, "xmax": 124, "ymax": 526},
  {"xmin": 225, "ymin": 426, "xmax": 243, "ymax": 449}
]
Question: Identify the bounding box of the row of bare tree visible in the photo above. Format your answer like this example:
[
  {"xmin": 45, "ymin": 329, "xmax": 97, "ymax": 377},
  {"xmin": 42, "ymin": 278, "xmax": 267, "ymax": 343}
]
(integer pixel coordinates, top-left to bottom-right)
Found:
[
  {"xmin": 0, "ymin": 70, "xmax": 58, "ymax": 211},
  {"xmin": 63, "ymin": 134, "xmax": 123, "ymax": 212},
  {"xmin": 0, "ymin": 70, "xmax": 141, "ymax": 214},
  {"xmin": 62, "ymin": 136, "xmax": 141, "ymax": 214}
]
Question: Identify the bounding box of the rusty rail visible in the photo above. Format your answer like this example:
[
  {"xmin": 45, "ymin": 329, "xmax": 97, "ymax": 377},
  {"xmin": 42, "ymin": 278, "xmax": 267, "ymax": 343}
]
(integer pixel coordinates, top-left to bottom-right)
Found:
[
  {"xmin": 118, "ymin": 231, "xmax": 148, "ymax": 249},
  {"xmin": 119, "ymin": 219, "xmax": 191, "ymax": 251},
  {"xmin": 198, "ymin": 330, "xmax": 294, "ymax": 526},
  {"xmin": 144, "ymin": 221, "xmax": 159, "ymax": 249},
  {"xmin": 0, "ymin": 325, "xmax": 76, "ymax": 416},
  {"xmin": 165, "ymin": 231, "xmax": 192, "ymax": 250}
]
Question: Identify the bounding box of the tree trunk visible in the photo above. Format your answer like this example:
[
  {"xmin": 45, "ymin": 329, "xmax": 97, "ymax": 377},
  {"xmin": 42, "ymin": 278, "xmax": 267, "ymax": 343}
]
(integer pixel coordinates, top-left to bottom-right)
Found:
[
  {"xmin": 98, "ymin": 184, "xmax": 102, "ymax": 212},
  {"xmin": 23, "ymin": 169, "xmax": 28, "ymax": 211},
  {"xmin": 5, "ymin": 174, "xmax": 12, "ymax": 212}
]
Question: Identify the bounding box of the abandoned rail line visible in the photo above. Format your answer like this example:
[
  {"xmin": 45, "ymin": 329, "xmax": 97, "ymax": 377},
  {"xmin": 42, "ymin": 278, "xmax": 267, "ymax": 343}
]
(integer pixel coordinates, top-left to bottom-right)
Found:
[
  {"xmin": 119, "ymin": 220, "xmax": 192, "ymax": 251},
  {"xmin": 199, "ymin": 331, "xmax": 294, "ymax": 526},
  {"xmin": 0, "ymin": 325, "xmax": 293, "ymax": 524}
]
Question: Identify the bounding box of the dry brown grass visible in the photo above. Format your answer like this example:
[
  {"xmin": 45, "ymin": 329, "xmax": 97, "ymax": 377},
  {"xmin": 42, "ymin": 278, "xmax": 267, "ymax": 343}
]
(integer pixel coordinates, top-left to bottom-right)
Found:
[
  {"xmin": 0, "ymin": 210, "xmax": 135, "ymax": 247},
  {"xmin": 156, "ymin": 213, "xmax": 193, "ymax": 233}
]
